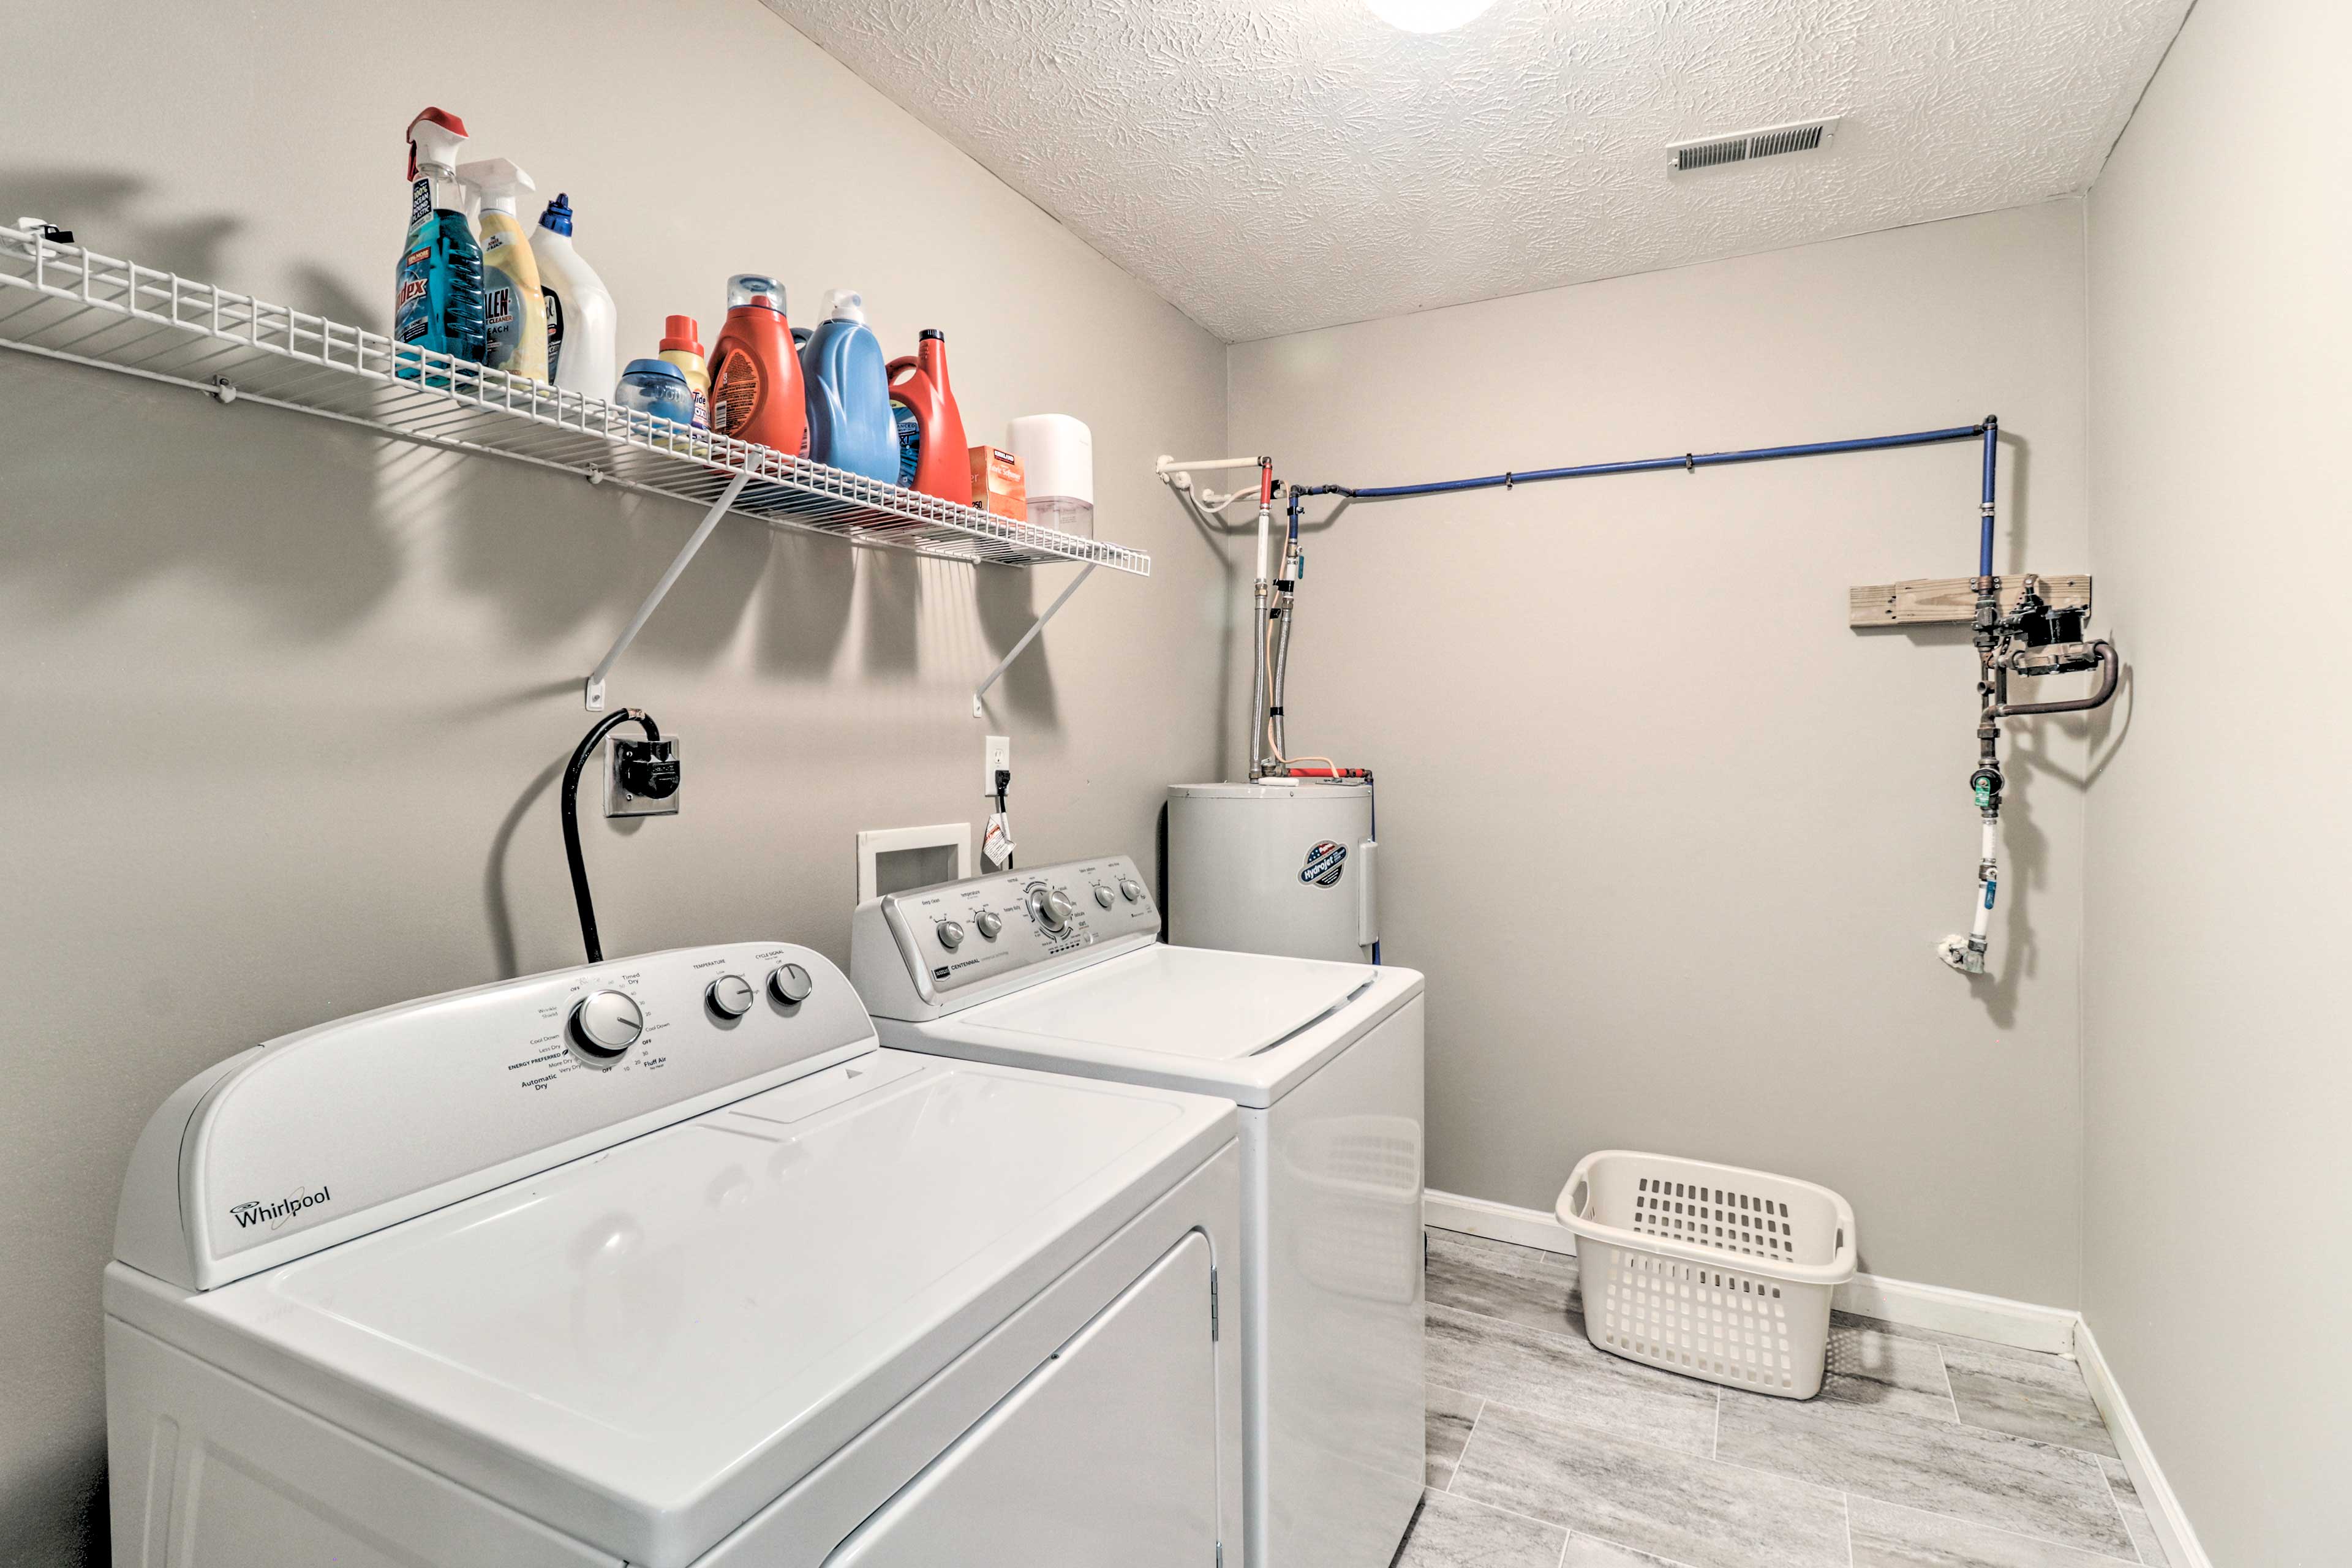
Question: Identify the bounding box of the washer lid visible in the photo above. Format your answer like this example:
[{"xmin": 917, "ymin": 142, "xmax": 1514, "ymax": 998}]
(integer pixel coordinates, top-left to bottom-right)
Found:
[
  {"xmin": 956, "ymin": 944, "xmax": 1376, "ymax": 1060},
  {"xmin": 118, "ymin": 1052, "xmax": 1235, "ymax": 1568}
]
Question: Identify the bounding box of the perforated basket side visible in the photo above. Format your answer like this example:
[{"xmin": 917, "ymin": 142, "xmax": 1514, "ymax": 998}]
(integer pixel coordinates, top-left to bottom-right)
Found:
[{"xmin": 1578, "ymin": 1234, "xmax": 1835, "ymax": 1397}]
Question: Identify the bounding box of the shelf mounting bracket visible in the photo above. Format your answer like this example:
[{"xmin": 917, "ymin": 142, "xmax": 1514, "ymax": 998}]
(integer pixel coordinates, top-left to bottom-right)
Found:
[
  {"xmin": 584, "ymin": 469, "xmax": 753, "ymax": 711},
  {"xmin": 973, "ymin": 563, "xmax": 1096, "ymax": 718}
]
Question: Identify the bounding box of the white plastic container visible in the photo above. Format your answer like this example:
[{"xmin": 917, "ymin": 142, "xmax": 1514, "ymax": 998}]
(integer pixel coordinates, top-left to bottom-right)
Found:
[
  {"xmin": 530, "ymin": 193, "xmax": 617, "ymax": 399},
  {"xmin": 1166, "ymin": 780, "xmax": 1375, "ymax": 962},
  {"xmin": 1008, "ymin": 413, "xmax": 1093, "ymax": 536},
  {"xmin": 1555, "ymin": 1150, "xmax": 1856, "ymax": 1399}
]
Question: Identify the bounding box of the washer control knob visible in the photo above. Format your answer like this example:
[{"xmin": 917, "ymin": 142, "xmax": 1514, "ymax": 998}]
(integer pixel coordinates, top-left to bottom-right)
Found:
[
  {"xmin": 768, "ymin": 962, "xmax": 814, "ymax": 1006},
  {"xmin": 975, "ymin": 910, "xmax": 1003, "ymax": 940},
  {"xmin": 1026, "ymin": 884, "xmax": 1075, "ymax": 933},
  {"xmin": 570, "ymin": 989, "xmax": 643, "ymax": 1060},
  {"xmin": 1118, "ymin": 877, "xmax": 1146, "ymax": 903},
  {"xmin": 1093, "ymin": 883, "xmax": 1115, "ymax": 909},
  {"xmin": 936, "ymin": 919, "xmax": 966, "ymax": 951},
  {"xmin": 706, "ymin": 973, "xmax": 756, "ymax": 1019}
]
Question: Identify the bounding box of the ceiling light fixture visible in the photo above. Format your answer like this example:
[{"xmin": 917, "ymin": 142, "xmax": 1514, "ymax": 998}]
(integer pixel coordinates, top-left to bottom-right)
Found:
[{"xmin": 1365, "ymin": 0, "xmax": 1497, "ymax": 34}]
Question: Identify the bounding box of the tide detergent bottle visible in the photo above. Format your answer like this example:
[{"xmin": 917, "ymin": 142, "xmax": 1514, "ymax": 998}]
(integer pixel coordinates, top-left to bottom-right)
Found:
[
  {"xmin": 456, "ymin": 158, "xmax": 548, "ymax": 383},
  {"xmin": 799, "ymin": 289, "xmax": 899, "ymax": 484},
  {"xmin": 708, "ymin": 275, "xmax": 806, "ymax": 455},
  {"xmin": 887, "ymin": 330, "xmax": 970, "ymax": 504},
  {"xmin": 393, "ymin": 108, "xmax": 485, "ymax": 382}
]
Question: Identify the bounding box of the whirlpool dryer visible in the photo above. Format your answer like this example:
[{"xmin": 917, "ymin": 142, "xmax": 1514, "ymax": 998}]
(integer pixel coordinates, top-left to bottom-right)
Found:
[
  {"xmin": 851, "ymin": 855, "xmax": 1426, "ymax": 1568},
  {"xmin": 105, "ymin": 941, "xmax": 1242, "ymax": 1568}
]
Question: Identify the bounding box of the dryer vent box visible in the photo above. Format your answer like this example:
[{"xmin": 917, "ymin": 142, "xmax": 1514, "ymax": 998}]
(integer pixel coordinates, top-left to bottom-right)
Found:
[{"xmin": 1668, "ymin": 117, "xmax": 1842, "ymax": 174}]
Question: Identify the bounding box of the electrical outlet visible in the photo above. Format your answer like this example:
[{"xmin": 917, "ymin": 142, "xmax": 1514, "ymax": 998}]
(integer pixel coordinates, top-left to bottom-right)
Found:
[
  {"xmin": 607, "ymin": 736, "xmax": 682, "ymax": 818},
  {"xmin": 983, "ymin": 736, "xmax": 1011, "ymax": 797}
]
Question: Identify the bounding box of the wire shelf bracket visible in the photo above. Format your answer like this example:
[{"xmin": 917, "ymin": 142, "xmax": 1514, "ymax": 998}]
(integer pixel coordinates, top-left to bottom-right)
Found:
[
  {"xmin": 0, "ymin": 221, "xmax": 1150, "ymax": 712},
  {"xmin": 972, "ymin": 563, "xmax": 1096, "ymax": 718}
]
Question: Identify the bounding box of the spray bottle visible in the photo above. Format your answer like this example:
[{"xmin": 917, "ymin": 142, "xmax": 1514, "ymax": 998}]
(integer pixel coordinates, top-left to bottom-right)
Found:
[
  {"xmin": 530, "ymin": 194, "xmax": 616, "ymax": 399},
  {"xmin": 457, "ymin": 158, "xmax": 549, "ymax": 383},
  {"xmin": 393, "ymin": 108, "xmax": 485, "ymax": 382}
]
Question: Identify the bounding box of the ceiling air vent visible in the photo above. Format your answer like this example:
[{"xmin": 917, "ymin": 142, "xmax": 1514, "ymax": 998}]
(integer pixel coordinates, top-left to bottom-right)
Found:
[{"xmin": 1668, "ymin": 117, "xmax": 1841, "ymax": 174}]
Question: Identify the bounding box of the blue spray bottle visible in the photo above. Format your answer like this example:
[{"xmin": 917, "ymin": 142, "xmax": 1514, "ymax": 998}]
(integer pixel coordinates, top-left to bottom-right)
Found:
[{"xmin": 393, "ymin": 108, "xmax": 485, "ymax": 384}]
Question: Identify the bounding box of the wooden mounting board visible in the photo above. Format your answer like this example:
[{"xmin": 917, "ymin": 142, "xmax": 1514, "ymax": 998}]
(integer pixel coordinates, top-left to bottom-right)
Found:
[{"xmin": 1849, "ymin": 573, "xmax": 2091, "ymax": 628}]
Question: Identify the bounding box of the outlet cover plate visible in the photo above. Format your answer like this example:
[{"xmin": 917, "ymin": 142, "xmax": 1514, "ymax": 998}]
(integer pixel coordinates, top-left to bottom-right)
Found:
[
  {"xmin": 983, "ymin": 734, "xmax": 1011, "ymax": 797},
  {"xmin": 607, "ymin": 737, "xmax": 682, "ymax": 818}
]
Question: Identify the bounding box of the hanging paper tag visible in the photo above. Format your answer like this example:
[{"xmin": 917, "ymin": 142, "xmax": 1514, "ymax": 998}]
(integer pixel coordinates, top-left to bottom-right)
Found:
[{"xmin": 982, "ymin": 812, "xmax": 1015, "ymax": 869}]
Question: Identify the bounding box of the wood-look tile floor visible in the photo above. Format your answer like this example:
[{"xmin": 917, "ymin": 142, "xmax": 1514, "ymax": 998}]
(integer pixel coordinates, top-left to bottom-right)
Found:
[{"xmin": 1398, "ymin": 1230, "xmax": 2166, "ymax": 1568}]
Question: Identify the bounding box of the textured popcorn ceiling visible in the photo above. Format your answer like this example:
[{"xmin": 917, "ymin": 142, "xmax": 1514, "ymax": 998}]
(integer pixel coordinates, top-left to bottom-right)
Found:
[{"xmin": 765, "ymin": 0, "xmax": 2191, "ymax": 343}]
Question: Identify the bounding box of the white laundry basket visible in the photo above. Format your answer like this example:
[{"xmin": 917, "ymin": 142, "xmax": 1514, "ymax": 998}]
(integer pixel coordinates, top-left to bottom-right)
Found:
[{"xmin": 1556, "ymin": 1150, "xmax": 1857, "ymax": 1399}]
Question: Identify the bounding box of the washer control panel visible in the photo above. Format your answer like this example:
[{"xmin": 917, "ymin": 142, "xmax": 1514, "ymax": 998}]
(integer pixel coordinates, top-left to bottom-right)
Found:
[{"xmin": 851, "ymin": 854, "xmax": 1160, "ymax": 1017}]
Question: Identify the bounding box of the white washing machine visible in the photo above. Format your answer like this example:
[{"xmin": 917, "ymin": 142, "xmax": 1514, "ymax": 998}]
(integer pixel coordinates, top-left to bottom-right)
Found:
[
  {"xmin": 850, "ymin": 856, "xmax": 1425, "ymax": 1568},
  {"xmin": 105, "ymin": 941, "xmax": 1243, "ymax": 1568}
]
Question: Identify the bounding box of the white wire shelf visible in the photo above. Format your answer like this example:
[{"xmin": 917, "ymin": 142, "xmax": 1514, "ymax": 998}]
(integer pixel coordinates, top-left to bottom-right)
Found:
[
  {"xmin": 0, "ymin": 221, "xmax": 1145, "ymax": 710},
  {"xmin": 0, "ymin": 223, "xmax": 1145, "ymax": 576}
]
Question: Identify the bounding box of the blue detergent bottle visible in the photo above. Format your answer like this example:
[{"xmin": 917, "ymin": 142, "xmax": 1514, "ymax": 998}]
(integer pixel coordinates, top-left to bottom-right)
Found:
[
  {"xmin": 799, "ymin": 289, "xmax": 900, "ymax": 484},
  {"xmin": 393, "ymin": 108, "xmax": 485, "ymax": 383}
]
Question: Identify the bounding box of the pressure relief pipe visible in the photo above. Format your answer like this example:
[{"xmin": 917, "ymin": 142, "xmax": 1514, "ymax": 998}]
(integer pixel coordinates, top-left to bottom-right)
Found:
[
  {"xmin": 562, "ymin": 707, "xmax": 661, "ymax": 963},
  {"xmin": 1246, "ymin": 457, "xmax": 1275, "ymax": 779}
]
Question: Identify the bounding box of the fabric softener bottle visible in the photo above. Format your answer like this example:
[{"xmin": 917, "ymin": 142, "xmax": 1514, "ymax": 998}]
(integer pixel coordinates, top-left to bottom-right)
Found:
[
  {"xmin": 887, "ymin": 330, "xmax": 971, "ymax": 504},
  {"xmin": 708, "ymin": 275, "xmax": 807, "ymax": 456},
  {"xmin": 800, "ymin": 289, "xmax": 900, "ymax": 484},
  {"xmin": 393, "ymin": 108, "xmax": 485, "ymax": 383}
]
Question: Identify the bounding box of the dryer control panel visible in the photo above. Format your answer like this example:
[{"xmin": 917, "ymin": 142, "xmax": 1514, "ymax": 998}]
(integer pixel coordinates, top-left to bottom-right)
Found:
[{"xmin": 851, "ymin": 854, "xmax": 1161, "ymax": 1019}]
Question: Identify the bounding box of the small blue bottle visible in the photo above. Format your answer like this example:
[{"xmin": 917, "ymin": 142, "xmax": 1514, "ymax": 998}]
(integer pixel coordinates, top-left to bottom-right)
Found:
[
  {"xmin": 799, "ymin": 289, "xmax": 901, "ymax": 484},
  {"xmin": 393, "ymin": 108, "xmax": 486, "ymax": 385}
]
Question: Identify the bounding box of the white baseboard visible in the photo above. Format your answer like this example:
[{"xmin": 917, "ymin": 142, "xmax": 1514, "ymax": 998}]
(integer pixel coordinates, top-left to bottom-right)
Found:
[
  {"xmin": 2075, "ymin": 1318, "xmax": 2212, "ymax": 1568},
  {"xmin": 1422, "ymin": 1188, "xmax": 2073, "ymax": 1354}
]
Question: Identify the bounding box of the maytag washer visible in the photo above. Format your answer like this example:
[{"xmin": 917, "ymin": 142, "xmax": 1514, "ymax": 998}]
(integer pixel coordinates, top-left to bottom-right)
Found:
[
  {"xmin": 851, "ymin": 856, "xmax": 1425, "ymax": 1568},
  {"xmin": 106, "ymin": 941, "xmax": 1242, "ymax": 1568}
]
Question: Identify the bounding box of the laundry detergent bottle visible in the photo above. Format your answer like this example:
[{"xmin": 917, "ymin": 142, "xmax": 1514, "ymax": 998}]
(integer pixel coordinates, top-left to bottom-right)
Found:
[
  {"xmin": 456, "ymin": 157, "xmax": 548, "ymax": 383},
  {"xmin": 708, "ymin": 274, "xmax": 807, "ymax": 455},
  {"xmin": 393, "ymin": 108, "xmax": 485, "ymax": 382},
  {"xmin": 799, "ymin": 289, "xmax": 900, "ymax": 483},
  {"xmin": 531, "ymin": 193, "xmax": 616, "ymax": 399},
  {"xmin": 887, "ymin": 330, "xmax": 970, "ymax": 503},
  {"xmin": 658, "ymin": 316, "xmax": 710, "ymax": 429}
]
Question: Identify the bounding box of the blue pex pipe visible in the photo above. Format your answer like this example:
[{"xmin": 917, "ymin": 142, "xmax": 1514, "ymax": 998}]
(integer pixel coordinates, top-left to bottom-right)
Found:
[{"xmin": 1979, "ymin": 418, "xmax": 2000, "ymax": 579}]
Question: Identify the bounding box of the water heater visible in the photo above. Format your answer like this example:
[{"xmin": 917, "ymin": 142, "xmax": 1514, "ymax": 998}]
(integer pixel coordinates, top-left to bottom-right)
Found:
[{"xmin": 1166, "ymin": 780, "xmax": 1378, "ymax": 962}]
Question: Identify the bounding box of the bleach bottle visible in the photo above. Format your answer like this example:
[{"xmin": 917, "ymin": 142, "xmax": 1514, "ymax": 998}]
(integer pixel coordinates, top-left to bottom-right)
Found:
[
  {"xmin": 887, "ymin": 329, "xmax": 970, "ymax": 504},
  {"xmin": 531, "ymin": 194, "xmax": 616, "ymax": 399},
  {"xmin": 457, "ymin": 158, "xmax": 548, "ymax": 383},
  {"xmin": 799, "ymin": 289, "xmax": 899, "ymax": 484},
  {"xmin": 393, "ymin": 108, "xmax": 485, "ymax": 382}
]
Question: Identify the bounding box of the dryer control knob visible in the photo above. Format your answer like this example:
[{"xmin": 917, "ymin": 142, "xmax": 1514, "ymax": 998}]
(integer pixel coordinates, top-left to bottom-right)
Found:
[
  {"xmin": 768, "ymin": 963, "xmax": 814, "ymax": 1006},
  {"xmin": 975, "ymin": 910, "xmax": 1003, "ymax": 940},
  {"xmin": 1092, "ymin": 883, "xmax": 1115, "ymax": 909},
  {"xmin": 570, "ymin": 989, "xmax": 643, "ymax": 1060},
  {"xmin": 1118, "ymin": 878, "xmax": 1145, "ymax": 903},
  {"xmin": 937, "ymin": 919, "xmax": 966, "ymax": 950},
  {"xmin": 706, "ymin": 973, "xmax": 756, "ymax": 1019}
]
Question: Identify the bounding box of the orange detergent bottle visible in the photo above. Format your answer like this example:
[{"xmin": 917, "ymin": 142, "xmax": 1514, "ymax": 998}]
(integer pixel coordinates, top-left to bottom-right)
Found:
[
  {"xmin": 707, "ymin": 274, "xmax": 807, "ymax": 456},
  {"xmin": 887, "ymin": 329, "xmax": 971, "ymax": 504}
]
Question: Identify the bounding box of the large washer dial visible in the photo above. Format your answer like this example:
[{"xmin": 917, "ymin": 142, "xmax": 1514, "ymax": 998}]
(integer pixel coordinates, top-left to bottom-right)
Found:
[
  {"xmin": 1025, "ymin": 883, "xmax": 1076, "ymax": 934},
  {"xmin": 768, "ymin": 962, "xmax": 814, "ymax": 1005},
  {"xmin": 706, "ymin": 973, "xmax": 756, "ymax": 1019},
  {"xmin": 570, "ymin": 989, "xmax": 644, "ymax": 1061}
]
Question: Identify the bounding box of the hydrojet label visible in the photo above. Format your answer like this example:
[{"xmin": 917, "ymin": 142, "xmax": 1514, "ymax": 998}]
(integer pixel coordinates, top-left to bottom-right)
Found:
[{"xmin": 1300, "ymin": 841, "xmax": 1348, "ymax": 888}]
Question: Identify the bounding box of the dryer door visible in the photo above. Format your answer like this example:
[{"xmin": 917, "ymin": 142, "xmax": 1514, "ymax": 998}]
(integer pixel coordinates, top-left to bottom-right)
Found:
[{"xmin": 826, "ymin": 1232, "xmax": 1220, "ymax": 1568}]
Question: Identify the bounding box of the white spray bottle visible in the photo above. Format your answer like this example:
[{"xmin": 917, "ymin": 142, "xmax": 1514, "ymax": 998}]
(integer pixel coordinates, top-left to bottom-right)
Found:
[
  {"xmin": 530, "ymin": 193, "xmax": 617, "ymax": 400},
  {"xmin": 455, "ymin": 157, "xmax": 548, "ymax": 383}
]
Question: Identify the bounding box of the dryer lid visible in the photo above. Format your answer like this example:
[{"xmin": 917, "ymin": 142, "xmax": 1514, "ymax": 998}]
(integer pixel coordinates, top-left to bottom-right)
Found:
[{"xmin": 955, "ymin": 944, "xmax": 1377, "ymax": 1060}]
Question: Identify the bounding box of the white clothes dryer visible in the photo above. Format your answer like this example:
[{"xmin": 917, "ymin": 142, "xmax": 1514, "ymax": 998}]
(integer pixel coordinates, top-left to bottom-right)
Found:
[
  {"xmin": 850, "ymin": 856, "xmax": 1425, "ymax": 1568},
  {"xmin": 105, "ymin": 941, "xmax": 1242, "ymax": 1568}
]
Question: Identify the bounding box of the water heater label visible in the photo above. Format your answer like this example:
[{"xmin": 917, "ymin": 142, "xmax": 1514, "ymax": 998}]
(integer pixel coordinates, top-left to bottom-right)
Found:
[{"xmin": 1300, "ymin": 841, "xmax": 1348, "ymax": 888}]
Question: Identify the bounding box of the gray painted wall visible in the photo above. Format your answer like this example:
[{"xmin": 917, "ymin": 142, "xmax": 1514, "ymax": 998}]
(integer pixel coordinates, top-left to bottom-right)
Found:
[
  {"xmin": 2083, "ymin": 0, "xmax": 2352, "ymax": 1560},
  {"xmin": 1227, "ymin": 201, "xmax": 2097, "ymax": 1305},
  {"xmin": 0, "ymin": 2, "xmax": 1229, "ymax": 1561}
]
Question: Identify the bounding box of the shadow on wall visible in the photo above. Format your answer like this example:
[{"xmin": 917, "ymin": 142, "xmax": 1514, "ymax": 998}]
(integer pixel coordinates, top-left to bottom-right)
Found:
[{"xmin": 0, "ymin": 1436, "xmax": 107, "ymax": 1568}]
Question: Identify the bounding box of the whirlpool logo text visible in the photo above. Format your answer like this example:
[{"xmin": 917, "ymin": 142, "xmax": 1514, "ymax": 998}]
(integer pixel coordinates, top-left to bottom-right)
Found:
[{"xmin": 228, "ymin": 1186, "xmax": 332, "ymax": 1232}]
